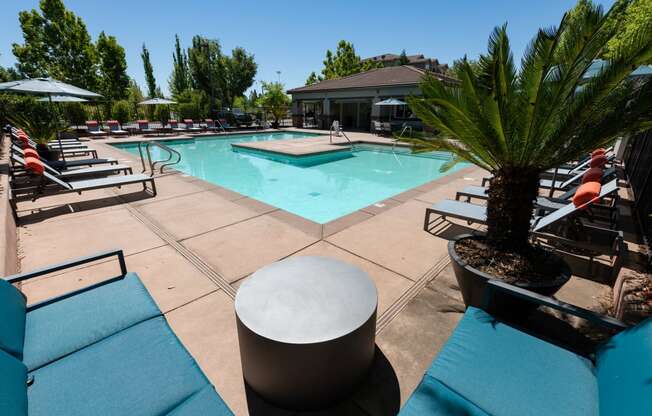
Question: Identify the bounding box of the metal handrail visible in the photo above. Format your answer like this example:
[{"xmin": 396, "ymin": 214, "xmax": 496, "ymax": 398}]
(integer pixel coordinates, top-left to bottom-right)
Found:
[
  {"xmin": 329, "ymin": 124, "xmax": 352, "ymax": 145},
  {"xmin": 394, "ymin": 124, "xmax": 414, "ymax": 151},
  {"xmin": 213, "ymin": 119, "xmax": 227, "ymax": 133},
  {"xmin": 138, "ymin": 140, "xmax": 182, "ymax": 176}
]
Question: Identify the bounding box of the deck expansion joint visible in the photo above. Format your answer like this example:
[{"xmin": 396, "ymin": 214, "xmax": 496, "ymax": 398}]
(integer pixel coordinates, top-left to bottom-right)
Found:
[
  {"xmin": 118, "ymin": 195, "xmax": 237, "ymax": 299},
  {"xmin": 375, "ymin": 254, "xmax": 451, "ymax": 335}
]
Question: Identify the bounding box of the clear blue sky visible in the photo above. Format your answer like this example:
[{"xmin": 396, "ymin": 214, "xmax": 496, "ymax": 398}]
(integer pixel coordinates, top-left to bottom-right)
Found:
[{"xmin": 0, "ymin": 0, "xmax": 615, "ymax": 96}]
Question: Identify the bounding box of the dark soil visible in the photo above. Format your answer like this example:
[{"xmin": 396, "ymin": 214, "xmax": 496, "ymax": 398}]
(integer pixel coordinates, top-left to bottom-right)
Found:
[{"xmin": 455, "ymin": 238, "xmax": 564, "ymax": 285}]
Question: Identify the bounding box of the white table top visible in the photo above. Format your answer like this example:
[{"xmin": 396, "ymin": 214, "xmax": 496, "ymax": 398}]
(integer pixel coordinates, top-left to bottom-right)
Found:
[{"xmin": 235, "ymin": 256, "xmax": 378, "ymax": 344}]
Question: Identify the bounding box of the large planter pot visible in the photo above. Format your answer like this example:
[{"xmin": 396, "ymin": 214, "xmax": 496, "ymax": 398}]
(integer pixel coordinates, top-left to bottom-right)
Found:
[
  {"xmin": 35, "ymin": 144, "xmax": 61, "ymax": 161},
  {"xmin": 448, "ymin": 234, "xmax": 571, "ymax": 315}
]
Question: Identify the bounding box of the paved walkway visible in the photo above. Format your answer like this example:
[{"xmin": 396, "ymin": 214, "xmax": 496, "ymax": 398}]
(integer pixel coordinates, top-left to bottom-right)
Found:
[{"xmin": 12, "ymin": 130, "xmax": 611, "ymax": 415}]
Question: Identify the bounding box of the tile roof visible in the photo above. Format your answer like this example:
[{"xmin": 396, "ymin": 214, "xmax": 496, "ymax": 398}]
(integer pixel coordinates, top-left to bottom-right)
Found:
[{"xmin": 288, "ymin": 65, "xmax": 452, "ymax": 94}]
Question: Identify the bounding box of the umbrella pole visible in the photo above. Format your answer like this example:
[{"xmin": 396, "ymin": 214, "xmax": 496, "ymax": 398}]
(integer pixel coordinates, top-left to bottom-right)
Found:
[{"xmin": 49, "ymin": 94, "xmax": 67, "ymax": 164}]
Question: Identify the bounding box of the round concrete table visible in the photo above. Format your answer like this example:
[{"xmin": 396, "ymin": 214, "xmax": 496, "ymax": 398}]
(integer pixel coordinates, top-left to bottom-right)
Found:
[{"xmin": 235, "ymin": 256, "xmax": 378, "ymax": 410}]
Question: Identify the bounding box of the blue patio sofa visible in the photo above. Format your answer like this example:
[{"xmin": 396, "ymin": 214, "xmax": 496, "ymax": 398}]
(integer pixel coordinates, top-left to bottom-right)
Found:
[
  {"xmin": 399, "ymin": 279, "xmax": 652, "ymax": 416},
  {"xmin": 0, "ymin": 250, "xmax": 233, "ymax": 416}
]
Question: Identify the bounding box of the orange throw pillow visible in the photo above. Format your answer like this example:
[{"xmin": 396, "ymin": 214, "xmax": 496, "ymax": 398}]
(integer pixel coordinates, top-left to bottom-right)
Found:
[
  {"xmin": 590, "ymin": 155, "xmax": 607, "ymax": 168},
  {"xmin": 573, "ymin": 181, "xmax": 601, "ymax": 208},
  {"xmin": 582, "ymin": 167, "xmax": 603, "ymax": 184},
  {"xmin": 23, "ymin": 148, "xmax": 39, "ymax": 159},
  {"xmin": 24, "ymin": 156, "xmax": 44, "ymax": 175},
  {"xmin": 591, "ymin": 148, "xmax": 606, "ymax": 157}
]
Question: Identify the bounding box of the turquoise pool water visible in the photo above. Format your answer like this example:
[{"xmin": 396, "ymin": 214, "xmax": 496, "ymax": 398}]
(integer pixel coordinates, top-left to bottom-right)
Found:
[{"xmin": 112, "ymin": 132, "xmax": 467, "ymax": 223}]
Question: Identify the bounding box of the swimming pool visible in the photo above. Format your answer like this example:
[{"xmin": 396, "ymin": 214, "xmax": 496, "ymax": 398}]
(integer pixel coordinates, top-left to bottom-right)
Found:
[{"xmin": 112, "ymin": 132, "xmax": 467, "ymax": 223}]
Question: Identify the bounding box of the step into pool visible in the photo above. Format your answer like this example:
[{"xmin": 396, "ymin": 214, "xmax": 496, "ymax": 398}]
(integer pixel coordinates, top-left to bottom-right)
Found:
[{"xmin": 112, "ymin": 132, "xmax": 467, "ymax": 224}]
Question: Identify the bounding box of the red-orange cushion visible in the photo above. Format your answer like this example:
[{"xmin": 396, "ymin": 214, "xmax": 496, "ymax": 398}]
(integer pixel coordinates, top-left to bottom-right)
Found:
[
  {"xmin": 573, "ymin": 181, "xmax": 601, "ymax": 208},
  {"xmin": 24, "ymin": 156, "xmax": 44, "ymax": 175},
  {"xmin": 590, "ymin": 155, "xmax": 608, "ymax": 168},
  {"xmin": 183, "ymin": 119, "xmax": 193, "ymax": 123},
  {"xmin": 592, "ymin": 148, "xmax": 606, "ymax": 157},
  {"xmin": 582, "ymin": 167, "xmax": 603, "ymax": 184},
  {"xmin": 23, "ymin": 148, "xmax": 39, "ymax": 159},
  {"xmin": 85, "ymin": 120, "xmax": 98, "ymax": 126}
]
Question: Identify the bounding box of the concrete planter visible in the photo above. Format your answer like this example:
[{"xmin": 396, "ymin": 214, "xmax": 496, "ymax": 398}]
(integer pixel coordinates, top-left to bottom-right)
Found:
[{"xmin": 448, "ymin": 234, "xmax": 572, "ymax": 314}]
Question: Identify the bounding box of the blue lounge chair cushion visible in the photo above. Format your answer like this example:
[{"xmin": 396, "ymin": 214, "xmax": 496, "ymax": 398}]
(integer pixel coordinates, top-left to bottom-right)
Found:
[
  {"xmin": 0, "ymin": 349, "xmax": 27, "ymax": 416},
  {"xmin": 399, "ymin": 374, "xmax": 489, "ymax": 416},
  {"xmin": 423, "ymin": 307, "xmax": 598, "ymax": 416},
  {"xmin": 167, "ymin": 385, "xmax": 234, "ymax": 415},
  {"xmin": 23, "ymin": 272, "xmax": 161, "ymax": 371},
  {"xmin": 28, "ymin": 316, "xmax": 219, "ymax": 416},
  {"xmin": 0, "ymin": 279, "xmax": 26, "ymax": 359},
  {"xmin": 596, "ymin": 317, "xmax": 652, "ymax": 416}
]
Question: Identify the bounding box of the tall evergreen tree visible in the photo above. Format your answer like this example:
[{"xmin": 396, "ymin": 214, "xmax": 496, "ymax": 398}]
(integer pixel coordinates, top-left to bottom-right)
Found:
[
  {"xmin": 223, "ymin": 47, "xmax": 257, "ymax": 108},
  {"xmin": 141, "ymin": 43, "xmax": 158, "ymax": 98},
  {"xmin": 96, "ymin": 32, "xmax": 129, "ymax": 102},
  {"xmin": 12, "ymin": 0, "xmax": 98, "ymax": 89},
  {"xmin": 169, "ymin": 34, "xmax": 190, "ymax": 97},
  {"xmin": 305, "ymin": 71, "xmax": 320, "ymax": 85}
]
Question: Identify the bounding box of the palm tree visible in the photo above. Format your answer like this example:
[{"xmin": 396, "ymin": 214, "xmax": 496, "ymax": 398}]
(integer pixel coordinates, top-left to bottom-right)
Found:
[{"xmin": 405, "ymin": 1, "xmax": 652, "ymax": 253}]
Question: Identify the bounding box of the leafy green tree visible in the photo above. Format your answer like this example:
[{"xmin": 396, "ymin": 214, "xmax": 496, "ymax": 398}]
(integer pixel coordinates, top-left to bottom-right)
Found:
[
  {"xmin": 175, "ymin": 89, "xmax": 209, "ymax": 120},
  {"xmin": 169, "ymin": 34, "xmax": 190, "ymax": 97},
  {"xmin": 398, "ymin": 49, "xmax": 410, "ymax": 65},
  {"xmin": 223, "ymin": 47, "xmax": 257, "ymax": 108},
  {"xmin": 126, "ymin": 79, "xmax": 145, "ymax": 119},
  {"xmin": 305, "ymin": 71, "xmax": 320, "ymax": 85},
  {"xmin": 311, "ymin": 40, "xmax": 382, "ymax": 82},
  {"xmin": 154, "ymin": 105, "xmax": 170, "ymax": 125},
  {"xmin": 141, "ymin": 43, "xmax": 158, "ymax": 98},
  {"xmin": 403, "ymin": 2, "xmax": 652, "ymax": 252},
  {"xmin": 187, "ymin": 36, "xmax": 224, "ymax": 115},
  {"xmin": 96, "ymin": 32, "xmax": 129, "ymax": 103},
  {"xmin": 258, "ymin": 81, "xmax": 290, "ymax": 127},
  {"xmin": 0, "ymin": 63, "xmax": 20, "ymax": 82},
  {"xmin": 13, "ymin": 0, "xmax": 98, "ymax": 89}
]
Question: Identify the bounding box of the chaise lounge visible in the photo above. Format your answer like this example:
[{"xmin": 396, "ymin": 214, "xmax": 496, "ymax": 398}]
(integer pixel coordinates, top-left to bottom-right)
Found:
[
  {"xmin": 398, "ymin": 279, "xmax": 651, "ymax": 415},
  {"xmin": 0, "ymin": 249, "xmax": 234, "ymax": 415}
]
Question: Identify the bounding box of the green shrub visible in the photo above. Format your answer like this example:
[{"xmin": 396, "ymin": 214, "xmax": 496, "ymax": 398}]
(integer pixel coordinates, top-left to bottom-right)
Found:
[
  {"xmin": 112, "ymin": 100, "xmax": 131, "ymax": 124},
  {"xmin": 154, "ymin": 105, "xmax": 170, "ymax": 124},
  {"xmin": 62, "ymin": 103, "xmax": 87, "ymax": 126}
]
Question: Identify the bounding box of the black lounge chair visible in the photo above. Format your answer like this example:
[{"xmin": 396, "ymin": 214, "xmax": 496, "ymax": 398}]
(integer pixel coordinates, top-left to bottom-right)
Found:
[
  {"xmin": 11, "ymin": 156, "xmax": 156, "ymax": 202},
  {"xmin": 11, "ymin": 144, "xmax": 118, "ymax": 169},
  {"xmin": 11, "ymin": 154, "xmax": 132, "ymax": 181},
  {"xmin": 426, "ymin": 179, "xmax": 619, "ymax": 232}
]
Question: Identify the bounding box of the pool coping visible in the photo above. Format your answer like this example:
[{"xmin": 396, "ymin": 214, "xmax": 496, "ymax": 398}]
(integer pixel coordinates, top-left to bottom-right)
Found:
[{"xmin": 95, "ymin": 131, "xmax": 478, "ymax": 239}]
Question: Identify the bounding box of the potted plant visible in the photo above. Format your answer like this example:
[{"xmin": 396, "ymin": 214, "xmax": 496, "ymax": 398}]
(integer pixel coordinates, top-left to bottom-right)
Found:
[
  {"xmin": 403, "ymin": 2, "xmax": 652, "ymax": 311},
  {"xmin": 10, "ymin": 113, "xmax": 65, "ymax": 161},
  {"xmin": 258, "ymin": 81, "xmax": 290, "ymax": 128}
]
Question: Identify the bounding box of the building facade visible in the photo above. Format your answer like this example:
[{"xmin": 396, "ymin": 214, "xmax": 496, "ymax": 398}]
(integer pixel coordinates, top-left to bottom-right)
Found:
[{"xmin": 288, "ymin": 65, "xmax": 454, "ymax": 132}]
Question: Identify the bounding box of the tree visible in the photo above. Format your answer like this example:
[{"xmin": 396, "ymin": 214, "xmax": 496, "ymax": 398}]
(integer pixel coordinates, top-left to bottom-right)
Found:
[
  {"xmin": 0, "ymin": 64, "xmax": 20, "ymax": 82},
  {"xmin": 223, "ymin": 47, "xmax": 257, "ymax": 108},
  {"xmin": 305, "ymin": 71, "xmax": 320, "ymax": 85},
  {"xmin": 307, "ymin": 40, "xmax": 382, "ymax": 83},
  {"xmin": 141, "ymin": 43, "xmax": 158, "ymax": 98},
  {"xmin": 258, "ymin": 81, "xmax": 291, "ymax": 127},
  {"xmin": 169, "ymin": 34, "xmax": 190, "ymax": 97},
  {"xmin": 398, "ymin": 49, "xmax": 410, "ymax": 65},
  {"xmin": 404, "ymin": 2, "xmax": 652, "ymax": 254},
  {"xmin": 187, "ymin": 36, "xmax": 224, "ymax": 114},
  {"xmin": 96, "ymin": 32, "xmax": 129, "ymax": 108},
  {"xmin": 126, "ymin": 79, "xmax": 145, "ymax": 120},
  {"xmin": 13, "ymin": 0, "xmax": 98, "ymax": 89}
]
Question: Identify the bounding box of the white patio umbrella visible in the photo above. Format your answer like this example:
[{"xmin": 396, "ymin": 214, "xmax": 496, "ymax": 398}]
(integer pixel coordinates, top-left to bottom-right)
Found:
[
  {"xmin": 374, "ymin": 98, "xmax": 408, "ymax": 123},
  {"xmin": 138, "ymin": 98, "xmax": 176, "ymax": 105},
  {"xmin": 37, "ymin": 95, "xmax": 88, "ymax": 103},
  {"xmin": 0, "ymin": 77, "xmax": 102, "ymax": 161},
  {"xmin": 139, "ymin": 98, "xmax": 177, "ymax": 125}
]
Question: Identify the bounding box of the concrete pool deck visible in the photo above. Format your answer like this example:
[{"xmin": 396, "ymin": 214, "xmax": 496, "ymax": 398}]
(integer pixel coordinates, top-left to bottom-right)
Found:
[{"xmin": 6, "ymin": 129, "xmax": 616, "ymax": 415}]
